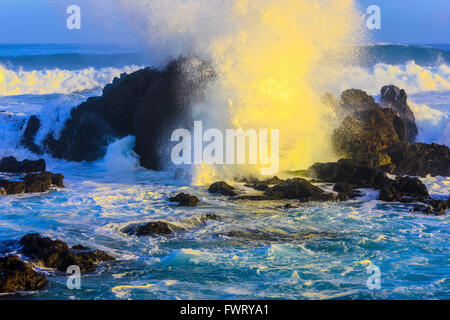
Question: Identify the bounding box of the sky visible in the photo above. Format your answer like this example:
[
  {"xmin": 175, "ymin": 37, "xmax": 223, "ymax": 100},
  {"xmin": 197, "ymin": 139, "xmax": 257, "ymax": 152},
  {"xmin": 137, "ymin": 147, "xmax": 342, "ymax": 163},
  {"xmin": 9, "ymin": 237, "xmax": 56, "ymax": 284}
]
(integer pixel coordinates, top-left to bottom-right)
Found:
[{"xmin": 0, "ymin": 0, "xmax": 449, "ymax": 45}]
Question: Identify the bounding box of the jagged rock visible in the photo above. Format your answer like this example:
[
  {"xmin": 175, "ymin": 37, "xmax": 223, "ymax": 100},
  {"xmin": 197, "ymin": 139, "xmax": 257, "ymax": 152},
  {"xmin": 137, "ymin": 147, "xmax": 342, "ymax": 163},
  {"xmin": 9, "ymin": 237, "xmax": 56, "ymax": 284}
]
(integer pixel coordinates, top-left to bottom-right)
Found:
[
  {"xmin": 208, "ymin": 181, "xmax": 237, "ymax": 197},
  {"xmin": 379, "ymin": 176, "xmax": 429, "ymax": 203},
  {"xmin": 332, "ymin": 103, "xmax": 404, "ymax": 160},
  {"xmin": 20, "ymin": 233, "xmax": 114, "ymax": 273},
  {"xmin": 411, "ymin": 199, "xmax": 449, "ymax": 216},
  {"xmin": 169, "ymin": 193, "xmax": 200, "ymax": 207},
  {"xmin": 122, "ymin": 221, "xmax": 184, "ymax": 236},
  {"xmin": 0, "ymin": 172, "xmax": 64, "ymax": 195},
  {"xmin": 21, "ymin": 116, "xmax": 42, "ymax": 154},
  {"xmin": 263, "ymin": 178, "xmax": 335, "ymax": 202},
  {"xmin": 0, "ymin": 180, "xmax": 25, "ymax": 195},
  {"xmin": 0, "ymin": 256, "xmax": 47, "ymax": 293},
  {"xmin": 385, "ymin": 142, "xmax": 450, "ymax": 177},
  {"xmin": 0, "ymin": 157, "xmax": 45, "ymax": 173},
  {"xmin": 244, "ymin": 176, "xmax": 283, "ymax": 191},
  {"xmin": 224, "ymin": 229, "xmax": 337, "ymax": 243},
  {"xmin": 122, "ymin": 214, "xmax": 220, "ymax": 237},
  {"xmin": 306, "ymin": 159, "xmax": 392, "ymax": 189},
  {"xmin": 380, "ymin": 85, "xmax": 418, "ymax": 142},
  {"xmin": 43, "ymin": 58, "xmax": 215, "ymax": 170}
]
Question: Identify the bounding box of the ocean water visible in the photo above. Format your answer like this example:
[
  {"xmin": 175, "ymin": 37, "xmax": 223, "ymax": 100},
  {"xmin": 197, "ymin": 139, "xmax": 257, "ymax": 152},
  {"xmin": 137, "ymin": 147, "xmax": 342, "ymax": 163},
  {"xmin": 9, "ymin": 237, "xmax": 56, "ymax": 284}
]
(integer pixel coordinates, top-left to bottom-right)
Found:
[{"xmin": 0, "ymin": 44, "xmax": 449, "ymax": 300}]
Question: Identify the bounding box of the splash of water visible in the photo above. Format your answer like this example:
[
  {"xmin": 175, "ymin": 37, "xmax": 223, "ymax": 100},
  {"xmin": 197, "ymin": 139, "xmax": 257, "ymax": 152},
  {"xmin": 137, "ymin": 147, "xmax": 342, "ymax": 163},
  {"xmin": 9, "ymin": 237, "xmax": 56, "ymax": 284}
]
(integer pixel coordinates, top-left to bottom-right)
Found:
[{"xmin": 118, "ymin": 0, "xmax": 365, "ymax": 183}]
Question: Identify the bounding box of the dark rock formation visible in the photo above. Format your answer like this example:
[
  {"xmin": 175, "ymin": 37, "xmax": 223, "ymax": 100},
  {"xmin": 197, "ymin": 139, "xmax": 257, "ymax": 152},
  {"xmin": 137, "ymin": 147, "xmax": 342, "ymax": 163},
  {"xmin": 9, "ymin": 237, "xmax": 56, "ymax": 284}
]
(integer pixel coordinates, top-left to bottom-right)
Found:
[
  {"xmin": 0, "ymin": 256, "xmax": 47, "ymax": 293},
  {"xmin": 21, "ymin": 116, "xmax": 42, "ymax": 155},
  {"xmin": 0, "ymin": 156, "xmax": 45, "ymax": 173},
  {"xmin": 244, "ymin": 176, "xmax": 283, "ymax": 191},
  {"xmin": 263, "ymin": 178, "xmax": 335, "ymax": 202},
  {"xmin": 42, "ymin": 58, "xmax": 215, "ymax": 170},
  {"xmin": 385, "ymin": 142, "xmax": 450, "ymax": 177},
  {"xmin": 122, "ymin": 214, "xmax": 220, "ymax": 237},
  {"xmin": 380, "ymin": 85, "xmax": 418, "ymax": 142},
  {"xmin": 333, "ymin": 182, "xmax": 362, "ymax": 201},
  {"xmin": 224, "ymin": 229, "xmax": 337, "ymax": 243},
  {"xmin": 169, "ymin": 193, "xmax": 200, "ymax": 207},
  {"xmin": 306, "ymin": 159, "xmax": 392, "ymax": 189},
  {"xmin": 122, "ymin": 221, "xmax": 183, "ymax": 236},
  {"xmin": 208, "ymin": 181, "xmax": 237, "ymax": 197},
  {"xmin": 331, "ymin": 87, "xmax": 449, "ymax": 177},
  {"xmin": 0, "ymin": 180, "xmax": 25, "ymax": 195},
  {"xmin": 20, "ymin": 233, "xmax": 114, "ymax": 273},
  {"xmin": 0, "ymin": 172, "xmax": 64, "ymax": 195},
  {"xmin": 411, "ymin": 198, "xmax": 449, "ymax": 216},
  {"xmin": 332, "ymin": 95, "xmax": 405, "ymax": 163}
]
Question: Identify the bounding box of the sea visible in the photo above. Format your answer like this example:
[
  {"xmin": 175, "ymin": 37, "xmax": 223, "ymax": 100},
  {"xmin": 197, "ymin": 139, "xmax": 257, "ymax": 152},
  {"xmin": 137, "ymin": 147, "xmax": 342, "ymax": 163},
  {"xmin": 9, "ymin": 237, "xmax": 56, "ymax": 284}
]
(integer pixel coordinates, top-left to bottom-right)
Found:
[{"xmin": 0, "ymin": 43, "xmax": 449, "ymax": 300}]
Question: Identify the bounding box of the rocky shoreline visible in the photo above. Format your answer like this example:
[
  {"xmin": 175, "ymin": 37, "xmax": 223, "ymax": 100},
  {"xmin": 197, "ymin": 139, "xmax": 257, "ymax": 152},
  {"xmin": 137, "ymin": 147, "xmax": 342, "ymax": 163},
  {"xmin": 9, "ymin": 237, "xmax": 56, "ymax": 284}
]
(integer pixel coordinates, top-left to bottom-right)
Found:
[{"xmin": 1, "ymin": 60, "xmax": 449, "ymax": 295}]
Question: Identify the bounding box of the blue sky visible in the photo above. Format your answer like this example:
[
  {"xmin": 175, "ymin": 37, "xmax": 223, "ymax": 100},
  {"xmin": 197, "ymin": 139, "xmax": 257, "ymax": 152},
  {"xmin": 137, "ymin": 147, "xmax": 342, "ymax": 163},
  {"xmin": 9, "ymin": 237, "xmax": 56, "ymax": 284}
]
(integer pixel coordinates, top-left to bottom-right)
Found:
[{"xmin": 0, "ymin": 0, "xmax": 449, "ymax": 44}]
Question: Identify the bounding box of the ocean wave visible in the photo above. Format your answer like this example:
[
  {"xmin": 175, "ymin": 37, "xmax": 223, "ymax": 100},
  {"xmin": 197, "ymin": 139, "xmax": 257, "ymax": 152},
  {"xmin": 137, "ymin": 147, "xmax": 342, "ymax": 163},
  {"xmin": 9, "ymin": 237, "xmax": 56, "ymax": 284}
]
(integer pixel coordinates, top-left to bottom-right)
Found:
[
  {"xmin": 409, "ymin": 101, "xmax": 450, "ymax": 146},
  {"xmin": 0, "ymin": 65, "xmax": 142, "ymax": 96},
  {"xmin": 322, "ymin": 61, "xmax": 450, "ymax": 96}
]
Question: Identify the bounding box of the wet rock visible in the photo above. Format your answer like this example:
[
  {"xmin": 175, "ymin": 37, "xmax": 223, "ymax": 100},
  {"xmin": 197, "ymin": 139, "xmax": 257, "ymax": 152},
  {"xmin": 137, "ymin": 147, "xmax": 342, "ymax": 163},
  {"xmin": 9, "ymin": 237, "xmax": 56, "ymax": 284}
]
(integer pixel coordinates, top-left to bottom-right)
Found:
[
  {"xmin": 208, "ymin": 181, "xmax": 237, "ymax": 197},
  {"xmin": 306, "ymin": 159, "xmax": 392, "ymax": 189},
  {"xmin": 19, "ymin": 233, "xmax": 114, "ymax": 273},
  {"xmin": 0, "ymin": 157, "xmax": 46, "ymax": 173},
  {"xmin": 169, "ymin": 193, "xmax": 200, "ymax": 207},
  {"xmin": 0, "ymin": 187, "xmax": 6, "ymax": 196},
  {"xmin": 0, "ymin": 256, "xmax": 47, "ymax": 293},
  {"xmin": 51, "ymin": 174, "xmax": 65, "ymax": 188},
  {"xmin": 380, "ymin": 85, "xmax": 418, "ymax": 142},
  {"xmin": 122, "ymin": 221, "xmax": 184, "ymax": 236},
  {"xmin": 379, "ymin": 176, "xmax": 429, "ymax": 203},
  {"xmin": 224, "ymin": 229, "xmax": 337, "ymax": 243},
  {"xmin": 394, "ymin": 176, "xmax": 429, "ymax": 201},
  {"xmin": 20, "ymin": 116, "xmax": 42, "ymax": 155},
  {"xmin": 0, "ymin": 180, "xmax": 25, "ymax": 195},
  {"xmin": 385, "ymin": 142, "xmax": 450, "ymax": 177},
  {"xmin": 23, "ymin": 173, "xmax": 53, "ymax": 193},
  {"xmin": 410, "ymin": 199, "xmax": 449, "ymax": 216},
  {"xmin": 185, "ymin": 214, "xmax": 221, "ymax": 227},
  {"xmin": 44, "ymin": 58, "xmax": 215, "ymax": 170},
  {"xmin": 244, "ymin": 176, "xmax": 283, "ymax": 191},
  {"xmin": 0, "ymin": 173, "xmax": 64, "ymax": 195},
  {"xmin": 333, "ymin": 182, "xmax": 362, "ymax": 201},
  {"xmin": 264, "ymin": 178, "xmax": 335, "ymax": 202}
]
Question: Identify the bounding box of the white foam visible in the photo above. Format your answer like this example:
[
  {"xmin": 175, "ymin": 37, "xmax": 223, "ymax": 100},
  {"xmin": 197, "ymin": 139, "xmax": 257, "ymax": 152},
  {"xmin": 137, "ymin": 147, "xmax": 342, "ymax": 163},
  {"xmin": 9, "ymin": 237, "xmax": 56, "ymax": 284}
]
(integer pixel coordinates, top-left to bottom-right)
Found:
[{"xmin": 0, "ymin": 65, "xmax": 142, "ymax": 96}]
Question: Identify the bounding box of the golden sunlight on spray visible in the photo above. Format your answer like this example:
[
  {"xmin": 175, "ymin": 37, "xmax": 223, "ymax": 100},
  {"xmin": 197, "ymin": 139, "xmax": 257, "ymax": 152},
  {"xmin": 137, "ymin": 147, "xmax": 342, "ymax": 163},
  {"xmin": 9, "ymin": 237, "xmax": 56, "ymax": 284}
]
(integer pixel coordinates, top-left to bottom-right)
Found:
[{"xmin": 119, "ymin": 0, "xmax": 365, "ymax": 184}]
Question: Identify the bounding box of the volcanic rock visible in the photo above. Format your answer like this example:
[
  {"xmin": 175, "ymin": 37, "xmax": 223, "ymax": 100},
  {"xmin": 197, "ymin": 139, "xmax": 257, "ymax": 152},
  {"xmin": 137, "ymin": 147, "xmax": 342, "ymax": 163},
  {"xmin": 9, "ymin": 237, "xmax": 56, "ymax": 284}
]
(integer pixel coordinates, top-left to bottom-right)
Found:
[
  {"xmin": 0, "ymin": 156, "xmax": 45, "ymax": 173},
  {"xmin": 20, "ymin": 233, "xmax": 114, "ymax": 273},
  {"xmin": 169, "ymin": 193, "xmax": 200, "ymax": 207},
  {"xmin": 208, "ymin": 181, "xmax": 237, "ymax": 197},
  {"xmin": 0, "ymin": 256, "xmax": 47, "ymax": 293},
  {"xmin": 43, "ymin": 57, "xmax": 215, "ymax": 170}
]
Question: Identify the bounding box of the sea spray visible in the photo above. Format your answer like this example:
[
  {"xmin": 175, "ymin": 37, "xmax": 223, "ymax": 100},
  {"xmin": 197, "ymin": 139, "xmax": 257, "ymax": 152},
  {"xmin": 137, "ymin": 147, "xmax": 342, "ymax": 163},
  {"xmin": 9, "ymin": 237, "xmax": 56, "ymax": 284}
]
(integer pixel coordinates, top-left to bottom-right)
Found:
[{"xmin": 116, "ymin": 0, "xmax": 366, "ymax": 183}]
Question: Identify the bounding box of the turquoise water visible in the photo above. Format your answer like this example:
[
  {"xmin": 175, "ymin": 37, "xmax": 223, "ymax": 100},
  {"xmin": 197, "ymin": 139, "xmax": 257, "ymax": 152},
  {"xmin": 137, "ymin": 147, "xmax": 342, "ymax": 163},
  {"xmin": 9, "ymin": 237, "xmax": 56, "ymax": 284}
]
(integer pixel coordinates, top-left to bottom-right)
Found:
[
  {"xmin": 0, "ymin": 44, "xmax": 449, "ymax": 300},
  {"xmin": 0, "ymin": 153, "xmax": 449, "ymax": 300}
]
